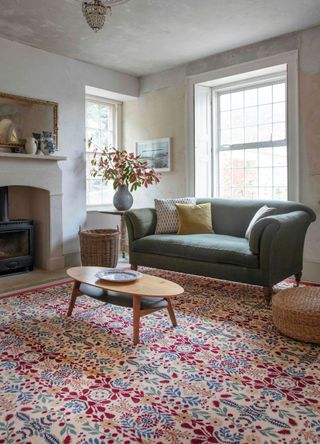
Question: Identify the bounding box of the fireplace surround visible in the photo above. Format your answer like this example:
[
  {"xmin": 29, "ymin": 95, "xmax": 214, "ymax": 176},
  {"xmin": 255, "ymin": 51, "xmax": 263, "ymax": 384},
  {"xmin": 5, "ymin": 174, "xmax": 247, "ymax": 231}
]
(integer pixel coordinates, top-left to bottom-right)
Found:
[{"xmin": 0, "ymin": 153, "xmax": 66, "ymax": 272}]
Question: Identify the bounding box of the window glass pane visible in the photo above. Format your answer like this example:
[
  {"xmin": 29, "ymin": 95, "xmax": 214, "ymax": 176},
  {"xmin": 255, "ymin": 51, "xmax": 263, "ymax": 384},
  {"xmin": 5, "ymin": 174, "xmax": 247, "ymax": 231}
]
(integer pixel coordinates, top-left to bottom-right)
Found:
[
  {"xmin": 220, "ymin": 111, "xmax": 231, "ymax": 129},
  {"xmin": 272, "ymin": 123, "xmax": 286, "ymax": 141},
  {"xmin": 274, "ymin": 167, "xmax": 287, "ymax": 187},
  {"xmin": 245, "ymin": 126, "xmax": 258, "ymax": 143},
  {"xmin": 86, "ymin": 129, "xmax": 100, "ymax": 150},
  {"xmin": 273, "ymin": 102, "xmax": 286, "ymax": 123},
  {"xmin": 258, "ymin": 104, "xmax": 272, "ymax": 125},
  {"xmin": 86, "ymin": 102, "xmax": 100, "ymax": 129},
  {"xmin": 220, "ymin": 129, "xmax": 231, "ymax": 145},
  {"xmin": 274, "ymin": 146, "xmax": 287, "ymax": 166},
  {"xmin": 220, "ymin": 94, "xmax": 230, "ymax": 111},
  {"xmin": 244, "ymin": 107, "xmax": 258, "ymax": 126},
  {"xmin": 259, "ymin": 167, "xmax": 273, "ymax": 187},
  {"xmin": 219, "ymin": 150, "xmax": 232, "ymax": 169},
  {"xmin": 87, "ymin": 179, "xmax": 103, "ymax": 206},
  {"xmin": 233, "ymin": 170, "xmax": 244, "ymax": 189},
  {"xmin": 231, "ymin": 109, "xmax": 244, "ymax": 128},
  {"xmin": 232, "ymin": 187, "xmax": 245, "ymax": 198},
  {"xmin": 100, "ymin": 105, "xmax": 113, "ymax": 130},
  {"xmin": 274, "ymin": 187, "xmax": 287, "ymax": 199},
  {"xmin": 231, "ymin": 128, "xmax": 244, "ymax": 144},
  {"xmin": 244, "ymin": 88, "xmax": 257, "ymax": 107},
  {"xmin": 245, "ymin": 187, "xmax": 258, "ymax": 199},
  {"xmin": 259, "ymin": 187, "xmax": 273, "ymax": 199},
  {"xmin": 259, "ymin": 148, "xmax": 273, "ymax": 167},
  {"xmin": 258, "ymin": 85, "xmax": 272, "ymax": 104},
  {"xmin": 258, "ymin": 124, "xmax": 272, "ymax": 142},
  {"xmin": 273, "ymin": 83, "xmax": 286, "ymax": 102},
  {"xmin": 245, "ymin": 168, "xmax": 258, "ymax": 188},
  {"xmin": 231, "ymin": 91, "xmax": 244, "ymax": 109},
  {"xmin": 219, "ymin": 168, "xmax": 232, "ymax": 194},
  {"xmin": 100, "ymin": 131, "xmax": 114, "ymax": 148},
  {"xmin": 232, "ymin": 149, "xmax": 245, "ymax": 168},
  {"xmin": 245, "ymin": 149, "xmax": 258, "ymax": 168}
]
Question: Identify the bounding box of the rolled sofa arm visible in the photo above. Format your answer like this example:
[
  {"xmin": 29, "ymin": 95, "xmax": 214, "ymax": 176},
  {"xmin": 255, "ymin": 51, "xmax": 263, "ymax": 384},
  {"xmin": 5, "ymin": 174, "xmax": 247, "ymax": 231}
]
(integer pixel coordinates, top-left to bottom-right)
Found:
[
  {"xmin": 249, "ymin": 210, "xmax": 312, "ymax": 255},
  {"xmin": 125, "ymin": 208, "xmax": 157, "ymax": 241}
]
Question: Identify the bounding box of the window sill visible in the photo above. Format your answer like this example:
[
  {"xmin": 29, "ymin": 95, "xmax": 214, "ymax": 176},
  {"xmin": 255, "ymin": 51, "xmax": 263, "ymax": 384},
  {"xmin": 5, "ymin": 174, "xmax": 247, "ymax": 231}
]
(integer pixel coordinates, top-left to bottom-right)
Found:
[{"xmin": 87, "ymin": 204, "xmax": 114, "ymax": 213}]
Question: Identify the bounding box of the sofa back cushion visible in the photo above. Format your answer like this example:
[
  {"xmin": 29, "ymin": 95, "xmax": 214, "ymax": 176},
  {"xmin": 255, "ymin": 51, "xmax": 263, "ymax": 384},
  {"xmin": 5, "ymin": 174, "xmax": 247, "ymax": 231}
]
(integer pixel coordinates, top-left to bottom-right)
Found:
[{"xmin": 196, "ymin": 198, "xmax": 315, "ymax": 237}]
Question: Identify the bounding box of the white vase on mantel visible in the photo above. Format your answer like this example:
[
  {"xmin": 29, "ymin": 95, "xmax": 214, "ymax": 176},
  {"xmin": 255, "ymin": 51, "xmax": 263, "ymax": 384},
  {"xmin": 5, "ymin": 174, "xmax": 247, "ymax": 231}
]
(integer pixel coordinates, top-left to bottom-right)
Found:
[{"xmin": 25, "ymin": 137, "xmax": 38, "ymax": 155}]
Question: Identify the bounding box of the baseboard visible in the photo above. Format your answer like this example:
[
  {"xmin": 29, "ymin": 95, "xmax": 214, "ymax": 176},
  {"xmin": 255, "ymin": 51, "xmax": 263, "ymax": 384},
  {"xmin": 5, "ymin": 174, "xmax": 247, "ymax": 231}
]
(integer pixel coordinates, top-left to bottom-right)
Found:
[
  {"xmin": 46, "ymin": 255, "xmax": 65, "ymax": 271},
  {"xmin": 302, "ymin": 259, "xmax": 320, "ymax": 284},
  {"xmin": 64, "ymin": 251, "xmax": 81, "ymax": 268}
]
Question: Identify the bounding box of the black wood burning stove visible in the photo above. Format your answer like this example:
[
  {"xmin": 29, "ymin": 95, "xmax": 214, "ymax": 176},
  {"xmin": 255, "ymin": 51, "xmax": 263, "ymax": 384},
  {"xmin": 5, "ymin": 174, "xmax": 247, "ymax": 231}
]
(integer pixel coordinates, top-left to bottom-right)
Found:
[{"xmin": 0, "ymin": 187, "xmax": 34, "ymax": 275}]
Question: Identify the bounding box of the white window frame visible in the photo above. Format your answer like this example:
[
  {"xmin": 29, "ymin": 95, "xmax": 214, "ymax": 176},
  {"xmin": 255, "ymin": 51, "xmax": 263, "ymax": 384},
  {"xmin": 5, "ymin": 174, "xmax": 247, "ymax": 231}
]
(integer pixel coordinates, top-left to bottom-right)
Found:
[
  {"xmin": 85, "ymin": 95, "xmax": 122, "ymax": 208},
  {"xmin": 186, "ymin": 51, "xmax": 299, "ymax": 201},
  {"xmin": 213, "ymin": 73, "xmax": 287, "ymax": 199}
]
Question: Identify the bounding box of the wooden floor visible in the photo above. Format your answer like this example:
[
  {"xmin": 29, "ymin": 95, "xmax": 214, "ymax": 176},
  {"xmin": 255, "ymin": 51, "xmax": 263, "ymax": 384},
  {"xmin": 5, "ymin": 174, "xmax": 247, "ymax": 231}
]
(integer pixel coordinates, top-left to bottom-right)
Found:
[
  {"xmin": 0, "ymin": 257, "xmax": 129, "ymax": 295},
  {"xmin": 0, "ymin": 268, "xmax": 69, "ymax": 295}
]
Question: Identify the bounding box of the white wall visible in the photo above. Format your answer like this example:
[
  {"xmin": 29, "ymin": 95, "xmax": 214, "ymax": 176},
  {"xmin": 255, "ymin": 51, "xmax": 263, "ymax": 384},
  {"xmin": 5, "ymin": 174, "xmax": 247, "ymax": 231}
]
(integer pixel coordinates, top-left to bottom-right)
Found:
[
  {"xmin": 0, "ymin": 37, "xmax": 139, "ymax": 265},
  {"xmin": 123, "ymin": 82, "xmax": 186, "ymax": 207}
]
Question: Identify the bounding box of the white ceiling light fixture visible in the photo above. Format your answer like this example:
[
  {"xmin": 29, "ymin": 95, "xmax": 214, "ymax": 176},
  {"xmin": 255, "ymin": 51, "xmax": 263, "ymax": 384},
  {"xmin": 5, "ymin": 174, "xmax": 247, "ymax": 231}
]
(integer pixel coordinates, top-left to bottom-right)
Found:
[{"xmin": 82, "ymin": 0, "xmax": 130, "ymax": 32}]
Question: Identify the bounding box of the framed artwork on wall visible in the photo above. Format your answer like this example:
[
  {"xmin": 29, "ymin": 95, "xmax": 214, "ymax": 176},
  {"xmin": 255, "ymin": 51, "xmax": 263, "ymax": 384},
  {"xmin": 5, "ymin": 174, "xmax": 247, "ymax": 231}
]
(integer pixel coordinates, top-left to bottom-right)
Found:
[{"xmin": 136, "ymin": 137, "xmax": 171, "ymax": 172}]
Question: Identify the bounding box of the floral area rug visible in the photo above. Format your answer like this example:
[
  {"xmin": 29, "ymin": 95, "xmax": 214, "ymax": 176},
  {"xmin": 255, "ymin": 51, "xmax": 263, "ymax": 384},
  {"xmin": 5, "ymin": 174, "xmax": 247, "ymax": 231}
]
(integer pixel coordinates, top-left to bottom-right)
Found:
[{"xmin": 0, "ymin": 269, "xmax": 319, "ymax": 444}]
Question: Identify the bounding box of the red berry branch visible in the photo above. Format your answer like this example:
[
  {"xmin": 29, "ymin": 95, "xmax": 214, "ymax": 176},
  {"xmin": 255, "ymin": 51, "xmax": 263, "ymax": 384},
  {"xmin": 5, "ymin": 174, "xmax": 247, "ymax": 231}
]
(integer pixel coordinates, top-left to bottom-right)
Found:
[{"xmin": 90, "ymin": 142, "xmax": 160, "ymax": 192}]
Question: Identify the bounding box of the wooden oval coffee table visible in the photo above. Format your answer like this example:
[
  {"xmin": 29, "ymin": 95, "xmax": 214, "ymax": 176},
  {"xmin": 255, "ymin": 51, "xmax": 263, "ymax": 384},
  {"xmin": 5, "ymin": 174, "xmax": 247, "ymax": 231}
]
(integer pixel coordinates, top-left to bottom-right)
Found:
[{"xmin": 66, "ymin": 266, "xmax": 184, "ymax": 344}]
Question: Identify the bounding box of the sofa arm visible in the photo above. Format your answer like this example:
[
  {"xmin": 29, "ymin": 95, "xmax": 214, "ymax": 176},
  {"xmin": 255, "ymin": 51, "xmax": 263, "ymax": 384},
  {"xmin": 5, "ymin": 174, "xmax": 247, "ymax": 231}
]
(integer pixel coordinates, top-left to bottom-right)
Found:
[
  {"xmin": 125, "ymin": 208, "xmax": 157, "ymax": 241},
  {"xmin": 249, "ymin": 211, "xmax": 311, "ymax": 255}
]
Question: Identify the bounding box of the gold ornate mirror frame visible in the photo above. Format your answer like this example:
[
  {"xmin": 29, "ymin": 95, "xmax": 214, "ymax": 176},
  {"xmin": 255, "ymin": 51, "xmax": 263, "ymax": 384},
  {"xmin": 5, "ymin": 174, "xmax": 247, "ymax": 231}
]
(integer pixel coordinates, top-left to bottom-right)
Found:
[{"xmin": 0, "ymin": 92, "xmax": 58, "ymax": 149}]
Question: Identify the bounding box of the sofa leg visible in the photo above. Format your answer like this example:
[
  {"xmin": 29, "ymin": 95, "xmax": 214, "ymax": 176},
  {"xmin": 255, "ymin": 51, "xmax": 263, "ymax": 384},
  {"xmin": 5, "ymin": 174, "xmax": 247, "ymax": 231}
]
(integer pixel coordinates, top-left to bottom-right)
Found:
[
  {"xmin": 131, "ymin": 264, "xmax": 138, "ymax": 271},
  {"xmin": 294, "ymin": 271, "xmax": 302, "ymax": 287},
  {"xmin": 263, "ymin": 287, "xmax": 273, "ymax": 305}
]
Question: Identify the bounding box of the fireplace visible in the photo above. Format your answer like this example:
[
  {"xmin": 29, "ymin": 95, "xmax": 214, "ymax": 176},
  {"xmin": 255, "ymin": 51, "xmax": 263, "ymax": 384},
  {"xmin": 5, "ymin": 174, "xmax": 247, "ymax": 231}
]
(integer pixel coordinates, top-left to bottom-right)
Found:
[{"xmin": 0, "ymin": 186, "xmax": 34, "ymax": 275}]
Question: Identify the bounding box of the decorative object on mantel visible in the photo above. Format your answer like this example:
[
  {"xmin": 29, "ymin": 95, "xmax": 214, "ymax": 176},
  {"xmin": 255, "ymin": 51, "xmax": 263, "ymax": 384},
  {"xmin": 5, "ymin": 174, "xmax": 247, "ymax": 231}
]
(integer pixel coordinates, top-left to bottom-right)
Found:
[
  {"xmin": 0, "ymin": 92, "xmax": 58, "ymax": 152},
  {"xmin": 32, "ymin": 132, "xmax": 42, "ymax": 153},
  {"xmin": 25, "ymin": 137, "xmax": 38, "ymax": 155},
  {"xmin": 136, "ymin": 137, "xmax": 171, "ymax": 172},
  {"xmin": 90, "ymin": 145, "xmax": 160, "ymax": 211},
  {"xmin": 81, "ymin": 0, "xmax": 130, "ymax": 32},
  {"xmin": 40, "ymin": 131, "xmax": 56, "ymax": 155}
]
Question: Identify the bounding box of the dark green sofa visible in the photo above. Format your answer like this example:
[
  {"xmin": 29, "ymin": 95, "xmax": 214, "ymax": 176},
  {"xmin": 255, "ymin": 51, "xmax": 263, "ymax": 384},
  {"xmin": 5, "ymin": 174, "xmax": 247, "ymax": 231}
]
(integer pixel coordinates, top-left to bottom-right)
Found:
[{"xmin": 125, "ymin": 199, "xmax": 316, "ymax": 300}]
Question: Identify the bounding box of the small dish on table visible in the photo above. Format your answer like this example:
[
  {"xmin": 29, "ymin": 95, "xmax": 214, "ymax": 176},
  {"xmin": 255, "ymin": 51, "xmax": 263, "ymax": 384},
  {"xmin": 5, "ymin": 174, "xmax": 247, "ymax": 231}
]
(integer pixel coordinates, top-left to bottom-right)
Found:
[{"xmin": 95, "ymin": 269, "xmax": 142, "ymax": 283}]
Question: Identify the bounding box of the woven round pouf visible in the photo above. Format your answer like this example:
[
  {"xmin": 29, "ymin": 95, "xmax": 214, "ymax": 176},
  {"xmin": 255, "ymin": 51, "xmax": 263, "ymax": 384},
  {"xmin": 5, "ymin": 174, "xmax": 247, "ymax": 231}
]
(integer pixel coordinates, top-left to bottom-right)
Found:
[{"xmin": 272, "ymin": 287, "xmax": 320, "ymax": 344}]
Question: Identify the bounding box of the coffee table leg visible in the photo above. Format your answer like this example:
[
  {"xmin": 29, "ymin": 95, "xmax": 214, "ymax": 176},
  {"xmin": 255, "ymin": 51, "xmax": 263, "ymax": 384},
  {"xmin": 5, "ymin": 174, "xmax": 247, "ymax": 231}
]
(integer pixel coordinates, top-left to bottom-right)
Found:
[
  {"xmin": 167, "ymin": 298, "xmax": 177, "ymax": 327},
  {"xmin": 67, "ymin": 280, "xmax": 81, "ymax": 317},
  {"xmin": 133, "ymin": 295, "xmax": 141, "ymax": 345}
]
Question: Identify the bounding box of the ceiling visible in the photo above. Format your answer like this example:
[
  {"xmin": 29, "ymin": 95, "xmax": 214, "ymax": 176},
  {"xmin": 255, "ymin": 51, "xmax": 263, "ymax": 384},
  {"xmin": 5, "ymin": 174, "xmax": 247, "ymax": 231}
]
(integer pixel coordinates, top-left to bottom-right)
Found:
[{"xmin": 1, "ymin": 0, "xmax": 320, "ymax": 77}]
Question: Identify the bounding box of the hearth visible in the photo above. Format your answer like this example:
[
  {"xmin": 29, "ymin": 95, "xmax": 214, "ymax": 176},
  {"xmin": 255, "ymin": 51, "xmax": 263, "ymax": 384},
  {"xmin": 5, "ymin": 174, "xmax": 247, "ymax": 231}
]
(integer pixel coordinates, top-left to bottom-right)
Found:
[{"xmin": 0, "ymin": 187, "xmax": 34, "ymax": 275}]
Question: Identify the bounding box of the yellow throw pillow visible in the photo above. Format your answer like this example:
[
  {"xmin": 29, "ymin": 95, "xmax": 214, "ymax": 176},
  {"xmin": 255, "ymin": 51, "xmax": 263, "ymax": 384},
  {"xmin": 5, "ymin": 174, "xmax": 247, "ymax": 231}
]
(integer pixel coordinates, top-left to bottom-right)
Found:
[{"xmin": 176, "ymin": 203, "xmax": 214, "ymax": 235}]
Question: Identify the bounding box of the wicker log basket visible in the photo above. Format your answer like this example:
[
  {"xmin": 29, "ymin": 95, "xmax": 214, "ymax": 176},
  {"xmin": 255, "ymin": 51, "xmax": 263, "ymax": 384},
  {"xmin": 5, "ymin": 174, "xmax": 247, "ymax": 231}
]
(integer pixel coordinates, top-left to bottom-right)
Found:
[
  {"xmin": 272, "ymin": 286, "xmax": 320, "ymax": 344},
  {"xmin": 79, "ymin": 227, "xmax": 120, "ymax": 268}
]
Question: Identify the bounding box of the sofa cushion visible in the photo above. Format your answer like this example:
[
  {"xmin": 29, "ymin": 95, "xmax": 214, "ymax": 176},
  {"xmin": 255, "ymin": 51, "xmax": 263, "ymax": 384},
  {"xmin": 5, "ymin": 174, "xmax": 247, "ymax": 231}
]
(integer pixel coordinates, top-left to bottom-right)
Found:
[
  {"xmin": 154, "ymin": 197, "xmax": 196, "ymax": 234},
  {"xmin": 133, "ymin": 233, "xmax": 258, "ymax": 268},
  {"xmin": 176, "ymin": 203, "xmax": 214, "ymax": 234},
  {"xmin": 245, "ymin": 205, "xmax": 277, "ymax": 239}
]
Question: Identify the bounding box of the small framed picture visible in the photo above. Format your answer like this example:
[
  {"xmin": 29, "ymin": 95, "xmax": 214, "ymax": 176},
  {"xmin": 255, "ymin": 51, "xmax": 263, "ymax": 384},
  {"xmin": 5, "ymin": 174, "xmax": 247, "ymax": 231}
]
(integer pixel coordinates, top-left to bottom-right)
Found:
[{"xmin": 136, "ymin": 137, "xmax": 171, "ymax": 172}]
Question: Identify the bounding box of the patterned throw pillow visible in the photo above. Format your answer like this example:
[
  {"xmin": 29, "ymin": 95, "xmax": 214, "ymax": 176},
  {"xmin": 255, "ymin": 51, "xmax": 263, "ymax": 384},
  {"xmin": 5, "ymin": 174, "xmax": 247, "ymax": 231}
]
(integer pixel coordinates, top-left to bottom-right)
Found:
[{"xmin": 155, "ymin": 197, "xmax": 197, "ymax": 234}]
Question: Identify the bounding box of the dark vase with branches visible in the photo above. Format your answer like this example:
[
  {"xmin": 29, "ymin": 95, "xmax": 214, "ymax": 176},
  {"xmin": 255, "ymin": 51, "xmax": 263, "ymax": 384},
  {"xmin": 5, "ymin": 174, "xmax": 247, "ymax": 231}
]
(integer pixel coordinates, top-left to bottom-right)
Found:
[{"xmin": 91, "ymin": 146, "xmax": 160, "ymax": 210}]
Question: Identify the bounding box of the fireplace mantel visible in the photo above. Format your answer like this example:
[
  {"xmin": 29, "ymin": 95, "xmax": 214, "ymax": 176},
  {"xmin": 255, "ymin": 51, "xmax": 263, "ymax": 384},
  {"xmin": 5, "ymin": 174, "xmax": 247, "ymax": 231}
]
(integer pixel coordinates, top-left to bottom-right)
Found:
[{"xmin": 0, "ymin": 152, "xmax": 67, "ymax": 161}]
